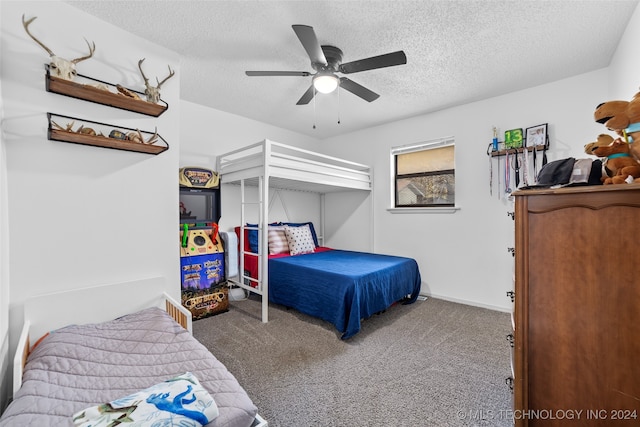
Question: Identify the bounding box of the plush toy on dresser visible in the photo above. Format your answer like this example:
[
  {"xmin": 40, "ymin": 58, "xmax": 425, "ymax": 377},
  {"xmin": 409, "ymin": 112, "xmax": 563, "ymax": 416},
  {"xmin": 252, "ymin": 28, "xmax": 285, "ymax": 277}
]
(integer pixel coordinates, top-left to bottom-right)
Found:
[
  {"xmin": 585, "ymin": 133, "xmax": 640, "ymax": 184},
  {"xmin": 594, "ymin": 90, "xmax": 640, "ymax": 164}
]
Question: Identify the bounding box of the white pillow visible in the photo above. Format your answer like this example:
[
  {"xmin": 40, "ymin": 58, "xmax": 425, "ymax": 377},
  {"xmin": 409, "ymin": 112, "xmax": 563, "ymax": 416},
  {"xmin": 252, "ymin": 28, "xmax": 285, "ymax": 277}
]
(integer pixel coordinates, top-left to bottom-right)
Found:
[
  {"xmin": 268, "ymin": 226, "xmax": 290, "ymax": 255},
  {"xmin": 284, "ymin": 224, "xmax": 316, "ymax": 256}
]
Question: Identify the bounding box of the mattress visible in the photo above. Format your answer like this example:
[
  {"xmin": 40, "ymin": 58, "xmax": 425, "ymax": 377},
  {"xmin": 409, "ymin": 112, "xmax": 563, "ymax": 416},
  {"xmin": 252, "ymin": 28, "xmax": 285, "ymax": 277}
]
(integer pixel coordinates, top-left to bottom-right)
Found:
[
  {"xmin": 0, "ymin": 307, "xmax": 257, "ymax": 427},
  {"xmin": 268, "ymin": 249, "xmax": 421, "ymax": 339},
  {"xmin": 241, "ymin": 246, "xmax": 421, "ymax": 339}
]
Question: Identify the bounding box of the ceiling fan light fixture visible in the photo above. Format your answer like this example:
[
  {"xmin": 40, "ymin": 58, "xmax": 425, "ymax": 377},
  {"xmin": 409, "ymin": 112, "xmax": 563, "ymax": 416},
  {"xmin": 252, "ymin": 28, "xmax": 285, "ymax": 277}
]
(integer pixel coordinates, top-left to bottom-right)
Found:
[{"xmin": 313, "ymin": 73, "xmax": 339, "ymax": 94}]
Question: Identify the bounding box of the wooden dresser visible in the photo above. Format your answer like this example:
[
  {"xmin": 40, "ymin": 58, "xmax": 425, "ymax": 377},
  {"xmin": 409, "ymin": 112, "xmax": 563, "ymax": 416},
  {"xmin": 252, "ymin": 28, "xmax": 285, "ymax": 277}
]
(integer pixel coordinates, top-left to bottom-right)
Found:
[{"xmin": 512, "ymin": 184, "xmax": 640, "ymax": 426}]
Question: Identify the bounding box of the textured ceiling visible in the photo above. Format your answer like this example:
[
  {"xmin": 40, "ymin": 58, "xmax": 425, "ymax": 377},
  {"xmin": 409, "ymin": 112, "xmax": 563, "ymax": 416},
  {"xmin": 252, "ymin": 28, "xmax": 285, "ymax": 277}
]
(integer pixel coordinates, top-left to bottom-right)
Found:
[{"xmin": 65, "ymin": 0, "xmax": 638, "ymax": 140}]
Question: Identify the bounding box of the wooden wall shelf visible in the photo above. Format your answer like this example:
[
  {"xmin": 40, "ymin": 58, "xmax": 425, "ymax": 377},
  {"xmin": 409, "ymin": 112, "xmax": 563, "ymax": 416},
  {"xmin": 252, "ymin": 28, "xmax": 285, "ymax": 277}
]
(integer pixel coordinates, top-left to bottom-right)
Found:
[
  {"xmin": 490, "ymin": 144, "xmax": 547, "ymax": 158},
  {"xmin": 47, "ymin": 113, "xmax": 169, "ymax": 155},
  {"xmin": 45, "ymin": 65, "xmax": 168, "ymax": 117}
]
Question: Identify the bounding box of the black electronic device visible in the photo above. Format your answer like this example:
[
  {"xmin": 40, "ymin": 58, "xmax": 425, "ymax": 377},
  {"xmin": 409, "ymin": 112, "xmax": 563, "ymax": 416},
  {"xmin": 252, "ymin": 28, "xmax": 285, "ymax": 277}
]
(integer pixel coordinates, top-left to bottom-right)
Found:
[{"xmin": 179, "ymin": 167, "xmax": 221, "ymax": 230}]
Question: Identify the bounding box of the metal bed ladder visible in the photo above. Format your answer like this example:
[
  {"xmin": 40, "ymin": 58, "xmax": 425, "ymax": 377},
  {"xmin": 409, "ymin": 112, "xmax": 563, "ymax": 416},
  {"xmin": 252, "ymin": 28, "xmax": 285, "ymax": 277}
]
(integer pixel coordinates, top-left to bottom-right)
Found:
[{"xmin": 236, "ymin": 177, "xmax": 269, "ymax": 323}]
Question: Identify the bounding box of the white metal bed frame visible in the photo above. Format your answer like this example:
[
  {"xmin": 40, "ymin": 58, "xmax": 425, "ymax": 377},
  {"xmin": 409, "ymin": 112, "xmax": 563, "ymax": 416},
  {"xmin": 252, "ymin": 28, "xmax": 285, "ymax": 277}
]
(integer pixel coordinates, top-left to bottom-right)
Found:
[{"xmin": 216, "ymin": 139, "xmax": 372, "ymax": 323}]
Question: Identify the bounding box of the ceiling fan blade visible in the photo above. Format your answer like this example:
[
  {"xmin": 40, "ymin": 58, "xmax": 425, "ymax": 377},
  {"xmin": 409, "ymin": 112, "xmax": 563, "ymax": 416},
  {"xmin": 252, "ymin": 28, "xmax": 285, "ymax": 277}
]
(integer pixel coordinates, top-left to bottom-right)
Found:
[
  {"xmin": 292, "ymin": 25, "xmax": 327, "ymax": 66},
  {"xmin": 246, "ymin": 71, "xmax": 311, "ymax": 77},
  {"xmin": 296, "ymin": 85, "xmax": 315, "ymax": 105},
  {"xmin": 339, "ymin": 50, "xmax": 407, "ymax": 74},
  {"xmin": 339, "ymin": 77, "xmax": 380, "ymax": 102}
]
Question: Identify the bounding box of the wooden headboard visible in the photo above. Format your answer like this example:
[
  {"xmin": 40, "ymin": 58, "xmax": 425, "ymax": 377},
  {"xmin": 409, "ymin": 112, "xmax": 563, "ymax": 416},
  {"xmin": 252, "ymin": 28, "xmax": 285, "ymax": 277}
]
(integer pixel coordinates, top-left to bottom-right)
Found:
[{"xmin": 13, "ymin": 277, "xmax": 191, "ymax": 395}]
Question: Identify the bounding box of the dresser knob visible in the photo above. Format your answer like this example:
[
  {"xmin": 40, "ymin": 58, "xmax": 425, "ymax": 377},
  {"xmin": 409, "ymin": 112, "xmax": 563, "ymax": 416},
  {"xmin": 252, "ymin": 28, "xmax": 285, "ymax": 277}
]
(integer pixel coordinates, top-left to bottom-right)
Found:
[
  {"xmin": 506, "ymin": 376, "xmax": 514, "ymax": 391},
  {"xmin": 506, "ymin": 333, "xmax": 514, "ymax": 347}
]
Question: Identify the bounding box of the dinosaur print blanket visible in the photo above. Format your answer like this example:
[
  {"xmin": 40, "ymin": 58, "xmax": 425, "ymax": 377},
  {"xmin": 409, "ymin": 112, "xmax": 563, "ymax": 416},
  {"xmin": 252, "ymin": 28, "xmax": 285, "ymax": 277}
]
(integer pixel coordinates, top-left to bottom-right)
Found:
[{"xmin": 73, "ymin": 372, "xmax": 219, "ymax": 427}]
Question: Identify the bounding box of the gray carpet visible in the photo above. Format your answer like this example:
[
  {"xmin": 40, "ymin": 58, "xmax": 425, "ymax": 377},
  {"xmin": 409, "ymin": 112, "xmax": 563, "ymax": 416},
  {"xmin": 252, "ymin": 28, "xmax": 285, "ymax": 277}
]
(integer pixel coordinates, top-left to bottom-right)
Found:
[{"xmin": 193, "ymin": 296, "xmax": 513, "ymax": 427}]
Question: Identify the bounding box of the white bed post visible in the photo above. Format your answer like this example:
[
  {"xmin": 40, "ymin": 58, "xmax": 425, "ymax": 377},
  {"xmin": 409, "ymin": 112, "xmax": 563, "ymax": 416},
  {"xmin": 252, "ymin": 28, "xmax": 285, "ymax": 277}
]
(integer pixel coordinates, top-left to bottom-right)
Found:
[
  {"xmin": 320, "ymin": 193, "xmax": 325, "ymax": 246},
  {"xmin": 260, "ymin": 140, "xmax": 271, "ymax": 323},
  {"xmin": 369, "ymin": 167, "xmax": 375, "ymax": 252},
  {"xmin": 239, "ymin": 179, "xmax": 246, "ymax": 293}
]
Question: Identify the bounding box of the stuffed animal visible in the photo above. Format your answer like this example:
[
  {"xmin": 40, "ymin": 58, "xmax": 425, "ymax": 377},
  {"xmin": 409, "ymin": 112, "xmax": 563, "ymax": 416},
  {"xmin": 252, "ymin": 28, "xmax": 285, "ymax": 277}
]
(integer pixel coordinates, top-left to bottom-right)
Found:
[
  {"xmin": 588, "ymin": 136, "xmax": 640, "ymax": 184},
  {"xmin": 625, "ymin": 92, "xmax": 640, "ymax": 162},
  {"xmin": 594, "ymin": 90, "xmax": 640, "ymax": 164},
  {"xmin": 584, "ymin": 133, "xmax": 615, "ymax": 155}
]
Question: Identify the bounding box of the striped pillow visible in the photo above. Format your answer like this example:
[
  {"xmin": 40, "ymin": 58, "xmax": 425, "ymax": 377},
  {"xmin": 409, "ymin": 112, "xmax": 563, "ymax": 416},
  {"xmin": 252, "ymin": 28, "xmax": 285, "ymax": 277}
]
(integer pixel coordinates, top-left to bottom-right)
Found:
[{"xmin": 268, "ymin": 227, "xmax": 290, "ymax": 255}]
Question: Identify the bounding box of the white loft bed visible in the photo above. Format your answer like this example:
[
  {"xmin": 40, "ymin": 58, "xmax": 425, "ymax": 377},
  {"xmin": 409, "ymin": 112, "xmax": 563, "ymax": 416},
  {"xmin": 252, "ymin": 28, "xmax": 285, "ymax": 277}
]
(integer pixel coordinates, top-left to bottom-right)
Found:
[
  {"xmin": 216, "ymin": 139, "xmax": 373, "ymax": 323},
  {"xmin": 6, "ymin": 277, "xmax": 266, "ymax": 427}
]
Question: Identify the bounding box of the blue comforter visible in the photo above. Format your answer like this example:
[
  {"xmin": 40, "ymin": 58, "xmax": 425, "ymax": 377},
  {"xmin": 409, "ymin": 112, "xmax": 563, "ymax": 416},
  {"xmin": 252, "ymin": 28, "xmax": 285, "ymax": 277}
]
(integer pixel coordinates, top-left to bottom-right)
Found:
[{"xmin": 268, "ymin": 249, "xmax": 421, "ymax": 339}]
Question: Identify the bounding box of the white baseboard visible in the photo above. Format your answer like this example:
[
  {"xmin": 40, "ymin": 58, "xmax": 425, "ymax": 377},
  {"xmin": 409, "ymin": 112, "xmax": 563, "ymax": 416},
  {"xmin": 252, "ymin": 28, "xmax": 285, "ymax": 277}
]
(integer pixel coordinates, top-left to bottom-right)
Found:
[{"xmin": 420, "ymin": 292, "xmax": 511, "ymax": 313}]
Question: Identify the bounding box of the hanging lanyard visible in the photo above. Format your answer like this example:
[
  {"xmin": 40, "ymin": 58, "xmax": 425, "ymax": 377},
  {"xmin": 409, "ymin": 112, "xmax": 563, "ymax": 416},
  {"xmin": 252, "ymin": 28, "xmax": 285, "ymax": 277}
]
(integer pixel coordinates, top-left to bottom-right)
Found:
[
  {"xmin": 497, "ymin": 149, "xmax": 502, "ymax": 199},
  {"xmin": 487, "ymin": 143, "xmax": 493, "ymax": 196},
  {"xmin": 505, "ymin": 150, "xmax": 511, "ymax": 195},
  {"xmin": 532, "ymin": 146, "xmax": 538, "ymax": 182},
  {"xmin": 512, "ymin": 150, "xmax": 521, "ymax": 188},
  {"xmin": 522, "ymin": 146, "xmax": 530, "ymax": 187}
]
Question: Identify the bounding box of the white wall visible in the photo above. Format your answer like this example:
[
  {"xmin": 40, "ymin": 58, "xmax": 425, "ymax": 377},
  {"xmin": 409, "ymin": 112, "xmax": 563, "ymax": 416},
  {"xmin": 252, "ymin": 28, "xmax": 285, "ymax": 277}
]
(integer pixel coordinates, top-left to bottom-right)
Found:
[
  {"xmin": 0, "ymin": 35, "xmax": 10, "ymax": 409},
  {"xmin": 1, "ymin": 0, "xmax": 180, "ymax": 395},
  {"xmin": 608, "ymin": 2, "xmax": 640, "ymax": 99},
  {"xmin": 180, "ymin": 100, "xmax": 321, "ymax": 166}
]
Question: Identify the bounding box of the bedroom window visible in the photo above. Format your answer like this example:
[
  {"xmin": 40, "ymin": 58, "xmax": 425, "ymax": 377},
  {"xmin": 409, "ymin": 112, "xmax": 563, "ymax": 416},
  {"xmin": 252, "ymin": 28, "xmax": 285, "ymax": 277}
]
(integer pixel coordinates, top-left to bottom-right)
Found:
[{"xmin": 390, "ymin": 137, "xmax": 456, "ymax": 212}]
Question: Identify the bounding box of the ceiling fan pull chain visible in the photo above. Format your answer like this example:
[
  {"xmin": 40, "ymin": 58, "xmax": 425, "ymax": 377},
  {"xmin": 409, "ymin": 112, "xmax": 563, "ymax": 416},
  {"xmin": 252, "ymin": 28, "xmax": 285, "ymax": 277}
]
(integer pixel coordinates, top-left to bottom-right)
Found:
[
  {"xmin": 337, "ymin": 84, "xmax": 341, "ymax": 124},
  {"xmin": 312, "ymin": 87, "xmax": 317, "ymax": 129}
]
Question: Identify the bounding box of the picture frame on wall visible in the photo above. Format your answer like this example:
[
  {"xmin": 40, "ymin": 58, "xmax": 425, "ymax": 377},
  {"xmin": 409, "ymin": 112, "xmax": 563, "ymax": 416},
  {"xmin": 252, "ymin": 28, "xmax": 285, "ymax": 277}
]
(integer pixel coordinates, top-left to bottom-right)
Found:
[{"xmin": 525, "ymin": 123, "xmax": 548, "ymax": 148}]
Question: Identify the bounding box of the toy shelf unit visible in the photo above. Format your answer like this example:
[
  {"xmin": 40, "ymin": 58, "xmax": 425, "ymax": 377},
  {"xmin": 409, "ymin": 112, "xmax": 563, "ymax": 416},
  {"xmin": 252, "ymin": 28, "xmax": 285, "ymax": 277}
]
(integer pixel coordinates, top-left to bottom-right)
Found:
[
  {"xmin": 47, "ymin": 112, "xmax": 169, "ymax": 155},
  {"xmin": 44, "ymin": 64, "xmax": 168, "ymax": 117}
]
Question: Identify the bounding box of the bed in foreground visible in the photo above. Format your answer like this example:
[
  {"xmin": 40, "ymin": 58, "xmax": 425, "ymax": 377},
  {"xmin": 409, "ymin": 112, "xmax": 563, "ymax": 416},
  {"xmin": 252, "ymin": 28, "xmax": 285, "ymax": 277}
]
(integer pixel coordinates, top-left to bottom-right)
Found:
[{"xmin": 0, "ymin": 278, "xmax": 266, "ymax": 427}]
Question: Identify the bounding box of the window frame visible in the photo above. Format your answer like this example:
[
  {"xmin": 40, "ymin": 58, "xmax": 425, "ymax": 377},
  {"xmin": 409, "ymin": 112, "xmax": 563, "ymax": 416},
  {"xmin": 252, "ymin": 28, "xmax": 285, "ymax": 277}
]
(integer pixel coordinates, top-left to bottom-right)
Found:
[{"xmin": 388, "ymin": 137, "xmax": 459, "ymax": 214}]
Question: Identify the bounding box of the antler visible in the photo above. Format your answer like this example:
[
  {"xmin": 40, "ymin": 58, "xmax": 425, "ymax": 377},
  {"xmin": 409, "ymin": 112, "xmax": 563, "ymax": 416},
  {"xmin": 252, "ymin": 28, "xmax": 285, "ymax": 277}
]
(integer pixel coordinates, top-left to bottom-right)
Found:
[
  {"xmin": 22, "ymin": 14, "xmax": 54, "ymax": 57},
  {"xmin": 144, "ymin": 127, "xmax": 158, "ymax": 145},
  {"xmin": 138, "ymin": 59, "xmax": 175, "ymax": 89},
  {"xmin": 155, "ymin": 65, "xmax": 175, "ymax": 89},
  {"xmin": 138, "ymin": 59, "xmax": 175, "ymax": 103},
  {"xmin": 138, "ymin": 58, "xmax": 151, "ymax": 89},
  {"xmin": 22, "ymin": 14, "xmax": 94, "ymax": 62},
  {"xmin": 72, "ymin": 38, "xmax": 96, "ymax": 64},
  {"xmin": 22, "ymin": 13, "xmax": 95, "ymax": 81}
]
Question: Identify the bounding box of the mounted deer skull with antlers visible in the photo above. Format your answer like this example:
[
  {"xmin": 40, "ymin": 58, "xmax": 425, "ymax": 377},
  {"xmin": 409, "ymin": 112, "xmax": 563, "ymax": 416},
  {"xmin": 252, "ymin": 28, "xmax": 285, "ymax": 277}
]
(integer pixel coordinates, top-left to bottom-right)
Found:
[
  {"xmin": 138, "ymin": 58, "xmax": 175, "ymax": 104},
  {"xmin": 22, "ymin": 14, "xmax": 95, "ymax": 81}
]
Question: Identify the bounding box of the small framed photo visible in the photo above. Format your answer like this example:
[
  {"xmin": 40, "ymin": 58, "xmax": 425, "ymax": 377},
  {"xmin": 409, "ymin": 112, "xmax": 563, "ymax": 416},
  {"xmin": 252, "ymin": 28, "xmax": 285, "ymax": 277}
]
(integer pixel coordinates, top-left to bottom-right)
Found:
[{"xmin": 525, "ymin": 123, "xmax": 548, "ymax": 148}]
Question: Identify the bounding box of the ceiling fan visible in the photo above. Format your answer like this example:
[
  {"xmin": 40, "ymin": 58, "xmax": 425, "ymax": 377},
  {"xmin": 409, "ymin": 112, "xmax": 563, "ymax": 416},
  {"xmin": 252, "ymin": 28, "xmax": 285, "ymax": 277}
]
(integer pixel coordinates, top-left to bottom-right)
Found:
[{"xmin": 246, "ymin": 25, "xmax": 407, "ymax": 105}]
